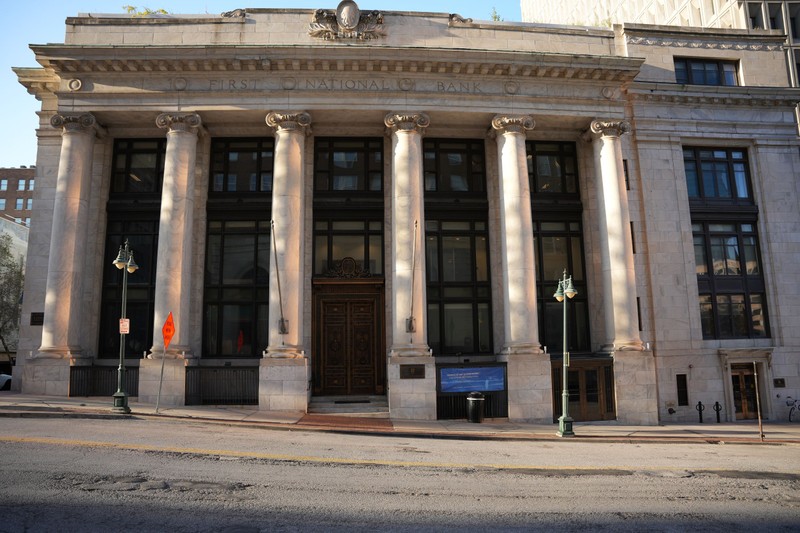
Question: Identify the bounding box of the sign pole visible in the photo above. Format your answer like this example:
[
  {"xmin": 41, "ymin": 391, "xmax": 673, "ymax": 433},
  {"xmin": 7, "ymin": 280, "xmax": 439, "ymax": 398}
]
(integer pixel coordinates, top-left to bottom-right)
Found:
[{"xmin": 156, "ymin": 312, "xmax": 175, "ymax": 414}]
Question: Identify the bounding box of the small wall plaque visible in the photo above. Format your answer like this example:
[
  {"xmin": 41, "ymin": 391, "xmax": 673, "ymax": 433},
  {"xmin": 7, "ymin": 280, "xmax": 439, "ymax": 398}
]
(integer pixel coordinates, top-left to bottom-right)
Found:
[
  {"xmin": 773, "ymin": 378, "xmax": 786, "ymax": 388},
  {"xmin": 30, "ymin": 312, "xmax": 44, "ymax": 326},
  {"xmin": 400, "ymin": 364, "xmax": 425, "ymax": 379}
]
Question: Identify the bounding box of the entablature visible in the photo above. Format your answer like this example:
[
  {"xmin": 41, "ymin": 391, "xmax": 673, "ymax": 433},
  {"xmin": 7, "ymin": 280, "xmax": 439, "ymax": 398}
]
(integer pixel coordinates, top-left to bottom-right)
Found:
[{"xmin": 30, "ymin": 44, "xmax": 644, "ymax": 83}]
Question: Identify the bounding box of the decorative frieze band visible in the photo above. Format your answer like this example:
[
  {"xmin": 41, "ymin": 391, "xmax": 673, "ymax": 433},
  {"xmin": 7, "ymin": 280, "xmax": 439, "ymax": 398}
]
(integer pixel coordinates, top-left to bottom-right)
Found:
[
  {"xmin": 266, "ymin": 111, "xmax": 312, "ymax": 134},
  {"xmin": 156, "ymin": 112, "xmax": 202, "ymax": 133},
  {"xmin": 590, "ymin": 120, "xmax": 631, "ymax": 138},
  {"xmin": 50, "ymin": 113, "xmax": 97, "ymax": 134},
  {"xmin": 490, "ymin": 114, "xmax": 535, "ymax": 135},
  {"xmin": 627, "ymin": 35, "xmax": 783, "ymax": 51},
  {"xmin": 384, "ymin": 112, "xmax": 430, "ymax": 133}
]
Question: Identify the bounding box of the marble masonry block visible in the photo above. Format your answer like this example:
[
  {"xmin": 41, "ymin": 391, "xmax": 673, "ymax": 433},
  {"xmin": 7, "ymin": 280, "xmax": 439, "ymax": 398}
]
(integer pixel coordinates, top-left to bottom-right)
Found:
[
  {"xmin": 258, "ymin": 357, "xmax": 310, "ymax": 412},
  {"xmin": 138, "ymin": 358, "xmax": 187, "ymax": 406}
]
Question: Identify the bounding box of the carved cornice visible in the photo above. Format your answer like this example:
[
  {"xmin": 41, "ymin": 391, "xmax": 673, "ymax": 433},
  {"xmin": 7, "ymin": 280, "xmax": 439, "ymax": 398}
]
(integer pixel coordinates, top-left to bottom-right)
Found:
[
  {"xmin": 50, "ymin": 113, "xmax": 104, "ymax": 137},
  {"xmin": 629, "ymin": 91, "xmax": 800, "ymax": 108},
  {"xmin": 308, "ymin": 1, "xmax": 384, "ymax": 41},
  {"xmin": 490, "ymin": 114, "xmax": 535, "ymax": 135},
  {"xmin": 266, "ymin": 111, "xmax": 312, "ymax": 134},
  {"xmin": 384, "ymin": 112, "xmax": 430, "ymax": 133},
  {"xmin": 590, "ymin": 119, "xmax": 631, "ymax": 138},
  {"xmin": 627, "ymin": 35, "xmax": 783, "ymax": 51},
  {"xmin": 449, "ymin": 13, "xmax": 473, "ymax": 24},
  {"xmin": 221, "ymin": 9, "xmax": 246, "ymax": 18},
  {"xmin": 156, "ymin": 112, "xmax": 202, "ymax": 133}
]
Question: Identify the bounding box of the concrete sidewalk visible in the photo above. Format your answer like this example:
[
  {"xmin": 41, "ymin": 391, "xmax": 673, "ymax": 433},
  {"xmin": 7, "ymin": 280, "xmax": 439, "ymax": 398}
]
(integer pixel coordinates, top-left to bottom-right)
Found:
[{"xmin": 2, "ymin": 391, "xmax": 799, "ymax": 444}]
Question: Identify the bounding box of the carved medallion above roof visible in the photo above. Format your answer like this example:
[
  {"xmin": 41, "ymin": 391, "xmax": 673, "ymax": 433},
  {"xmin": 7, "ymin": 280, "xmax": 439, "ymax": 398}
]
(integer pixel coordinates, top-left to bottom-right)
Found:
[{"xmin": 309, "ymin": 1, "xmax": 384, "ymax": 41}]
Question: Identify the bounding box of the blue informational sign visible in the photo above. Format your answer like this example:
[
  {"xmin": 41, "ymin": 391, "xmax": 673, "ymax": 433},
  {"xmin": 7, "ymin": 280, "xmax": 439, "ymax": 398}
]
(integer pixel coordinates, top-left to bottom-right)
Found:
[{"xmin": 439, "ymin": 366, "xmax": 506, "ymax": 393}]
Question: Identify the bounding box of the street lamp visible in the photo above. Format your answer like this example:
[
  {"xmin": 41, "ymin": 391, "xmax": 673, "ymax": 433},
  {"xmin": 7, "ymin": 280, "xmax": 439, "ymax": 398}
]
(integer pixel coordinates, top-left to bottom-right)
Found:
[
  {"xmin": 554, "ymin": 269, "xmax": 577, "ymax": 437},
  {"xmin": 112, "ymin": 240, "xmax": 138, "ymax": 414}
]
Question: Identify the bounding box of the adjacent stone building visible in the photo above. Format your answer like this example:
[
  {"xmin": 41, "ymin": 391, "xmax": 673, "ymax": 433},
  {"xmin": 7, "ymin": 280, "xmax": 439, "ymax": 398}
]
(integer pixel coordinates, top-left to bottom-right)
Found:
[{"xmin": 13, "ymin": 2, "xmax": 800, "ymax": 424}]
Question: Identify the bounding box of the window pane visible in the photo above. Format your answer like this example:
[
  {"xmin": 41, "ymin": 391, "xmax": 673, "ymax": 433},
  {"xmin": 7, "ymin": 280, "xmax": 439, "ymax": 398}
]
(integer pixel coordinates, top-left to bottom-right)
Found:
[
  {"xmin": 427, "ymin": 304, "xmax": 440, "ymax": 353},
  {"xmin": 685, "ymin": 161, "xmax": 699, "ymax": 197},
  {"xmin": 570, "ymin": 238, "xmax": 584, "ymax": 280},
  {"xmin": 221, "ymin": 304, "xmax": 253, "ymax": 355},
  {"xmin": 443, "ymin": 303, "xmax": 473, "ymax": 352},
  {"xmin": 750, "ymin": 294, "xmax": 767, "ymax": 337},
  {"xmin": 733, "ymin": 163, "xmax": 749, "ymax": 198},
  {"xmin": 536, "ymin": 155, "xmax": 562, "ymax": 192},
  {"xmin": 442, "ymin": 237, "xmax": 472, "ymax": 282},
  {"xmin": 730, "ymin": 295, "xmax": 747, "ymax": 336},
  {"xmin": 541, "ymin": 236, "xmax": 568, "ymax": 280},
  {"xmin": 743, "ymin": 236, "xmax": 759, "ymax": 274},
  {"xmin": 700, "ymin": 294, "xmax": 715, "ymax": 338},
  {"xmin": 206, "ymin": 234, "xmax": 221, "ymax": 284},
  {"xmin": 222, "ymin": 235, "xmax": 255, "ymax": 285},
  {"xmin": 315, "ymin": 236, "xmax": 329, "ymax": 275},
  {"xmin": 369, "ymin": 235, "xmax": 382, "ymax": 275},
  {"xmin": 256, "ymin": 234, "xmax": 270, "ymax": 285},
  {"xmin": 426, "ymin": 236, "xmax": 439, "ymax": 282},
  {"xmin": 475, "ymin": 237, "xmax": 488, "ymax": 282},
  {"xmin": 477, "ymin": 303, "xmax": 491, "ymax": 352},
  {"xmin": 717, "ymin": 295, "xmax": 733, "ymax": 337},
  {"xmin": 724, "ymin": 236, "xmax": 740, "ymax": 275},
  {"xmin": 694, "ymin": 235, "xmax": 708, "ymax": 275},
  {"xmin": 710, "ymin": 237, "xmax": 726, "ymax": 275},
  {"xmin": 715, "ymin": 163, "xmax": 731, "ymax": 197},
  {"xmin": 331, "ymin": 235, "xmax": 364, "ymax": 264},
  {"xmin": 204, "ymin": 305, "xmax": 218, "ymax": 355}
]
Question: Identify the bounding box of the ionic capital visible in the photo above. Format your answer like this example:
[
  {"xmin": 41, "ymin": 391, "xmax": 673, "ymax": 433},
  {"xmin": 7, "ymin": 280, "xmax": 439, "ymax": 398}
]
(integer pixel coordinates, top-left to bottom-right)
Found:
[
  {"xmin": 384, "ymin": 112, "xmax": 430, "ymax": 134},
  {"xmin": 588, "ymin": 119, "xmax": 631, "ymax": 139},
  {"xmin": 156, "ymin": 112, "xmax": 202, "ymax": 134},
  {"xmin": 50, "ymin": 113, "xmax": 101, "ymax": 136},
  {"xmin": 490, "ymin": 114, "xmax": 535, "ymax": 136},
  {"xmin": 266, "ymin": 111, "xmax": 312, "ymax": 135}
]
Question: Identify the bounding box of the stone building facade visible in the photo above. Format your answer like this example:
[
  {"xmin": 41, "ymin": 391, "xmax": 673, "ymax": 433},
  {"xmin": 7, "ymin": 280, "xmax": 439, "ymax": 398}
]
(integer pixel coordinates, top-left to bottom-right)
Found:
[{"xmin": 13, "ymin": 2, "xmax": 800, "ymax": 424}]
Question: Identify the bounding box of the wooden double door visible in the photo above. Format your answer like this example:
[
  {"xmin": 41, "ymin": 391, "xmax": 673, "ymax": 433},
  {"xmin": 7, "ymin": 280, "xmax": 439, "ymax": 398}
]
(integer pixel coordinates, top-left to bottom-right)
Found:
[
  {"xmin": 731, "ymin": 364, "xmax": 759, "ymax": 420},
  {"xmin": 552, "ymin": 360, "xmax": 616, "ymax": 422},
  {"xmin": 313, "ymin": 281, "xmax": 386, "ymax": 396}
]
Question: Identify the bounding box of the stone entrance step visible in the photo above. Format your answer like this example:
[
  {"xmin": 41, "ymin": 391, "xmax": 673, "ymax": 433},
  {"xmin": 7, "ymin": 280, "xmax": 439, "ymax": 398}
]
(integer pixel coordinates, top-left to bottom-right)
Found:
[{"xmin": 308, "ymin": 395, "xmax": 389, "ymax": 418}]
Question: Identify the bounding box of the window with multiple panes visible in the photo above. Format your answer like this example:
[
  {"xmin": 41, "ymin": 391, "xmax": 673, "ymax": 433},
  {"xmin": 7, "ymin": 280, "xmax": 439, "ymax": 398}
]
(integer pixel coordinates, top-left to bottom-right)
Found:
[
  {"xmin": 424, "ymin": 139, "xmax": 492, "ymax": 356},
  {"xmin": 15, "ymin": 199, "xmax": 23, "ymax": 210},
  {"xmin": 17, "ymin": 179, "xmax": 26, "ymax": 191},
  {"xmin": 315, "ymin": 138, "xmax": 383, "ymax": 193},
  {"xmin": 676, "ymin": 374, "xmax": 689, "ymax": 406},
  {"xmin": 533, "ymin": 221, "xmax": 590, "ymax": 354},
  {"xmin": 674, "ymin": 58, "xmax": 738, "ymax": 86},
  {"xmin": 99, "ymin": 139, "xmax": 165, "ymax": 358},
  {"xmin": 0, "ymin": 199, "xmax": 5, "ymax": 210},
  {"xmin": 204, "ymin": 138, "xmax": 275, "ymax": 358},
  {"xmin": 313, "ymin": 138, "xmax": 385, "ymax": 277},
  {"xmin": 527, "ymin": 141, "xmax": 590, "ymax": 355},
  {"xmin": 314, "ymin": 220, "xmax": 383, "ymax": 276},
  {"xmin": 210, "ymin": 139, "xmax": 274, "ymax": 193},
  {"xmin": 685, "ymin": 146, "xmax": 769, "ymax": 340},
  {"xmin": 0, "ymin": 179, "xmax": 7, "ymax": 191},
  {"xmin": 26, "ymin": 199, "xmax": 32, "ymax": 210},
  {"xmin": 204, "ymin": 220, "xmax": 271, "ymax": 357}
]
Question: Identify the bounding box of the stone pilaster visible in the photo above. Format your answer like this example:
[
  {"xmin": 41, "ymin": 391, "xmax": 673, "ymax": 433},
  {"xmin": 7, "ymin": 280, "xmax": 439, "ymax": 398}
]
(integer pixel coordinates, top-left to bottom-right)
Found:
[
  {"xmin": 385, "ymin": 112, "xmax": 436, "ymax": 420},
  {"xmin": 260, "ymin": 111, "xmax": 312, "ymax": 412},
  {"xmin": 36, "ymin": 113, "xmax": 99, "ymax": 361},
  {"xmin": 490, "ymin": 115, "xmax": 552, "ymax": 423},
  {"xmin": 138, "ymin": 112, "xmax": 202, "ymax": 406}
]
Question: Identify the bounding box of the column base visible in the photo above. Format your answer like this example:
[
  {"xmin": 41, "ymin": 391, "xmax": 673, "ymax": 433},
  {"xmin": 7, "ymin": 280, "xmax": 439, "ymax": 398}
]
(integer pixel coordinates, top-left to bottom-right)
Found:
[
  {"xmin": 259, "ymin": 357, "xmax": 310, "ymax": 411},
  {"xmin": 387, "ymin": 354, "xmax": 437, "ymax": 420},
  {"xmin": 138, "ymin": 357, "xmax": 187, "ymax": 407},
  {"xmin": 388, "ymin": 344, "xmax": 432, "ymax": 358},
  {"xmin": 147, "ymin": 345, "xmax": 193, "ymax": 359},
  {"xmin": 263, "ymin": 345, "xmax": 306, "ymax": 359},
  {"xmin": 613, "ymin": 349, "xmax": 659, "ymax": 425},
  {"xmin": 498, "ymin": 349, "xmax": 552, "ymax": 423}
]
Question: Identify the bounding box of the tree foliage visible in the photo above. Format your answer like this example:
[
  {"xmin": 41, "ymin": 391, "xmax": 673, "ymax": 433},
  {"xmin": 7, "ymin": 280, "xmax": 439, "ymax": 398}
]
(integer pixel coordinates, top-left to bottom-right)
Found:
[
  {"xmin": 123, "ymin": 5, "xmax": 169, "ymax": 16},
  {"xmin": 0, "ymin": 233, "xmax": 24, "ymax": 357},
  {"xmin": 490, "ymin": 8, "xmax": 503, "ymax": 22}
]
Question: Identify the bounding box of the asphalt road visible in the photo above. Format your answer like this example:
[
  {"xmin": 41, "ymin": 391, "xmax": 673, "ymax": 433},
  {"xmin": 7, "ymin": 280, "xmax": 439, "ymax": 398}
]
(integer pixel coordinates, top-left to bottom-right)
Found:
[{"xmin": 1, "ymin": 417, "xmax": 799, "ymax": 532}]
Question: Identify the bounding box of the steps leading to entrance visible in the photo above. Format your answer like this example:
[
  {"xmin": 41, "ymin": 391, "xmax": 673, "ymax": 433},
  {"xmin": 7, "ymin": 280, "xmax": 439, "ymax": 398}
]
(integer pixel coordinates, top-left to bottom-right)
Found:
[{"xmin": 308, "ymin": 395, "xmax": 389, "ymax": 418}]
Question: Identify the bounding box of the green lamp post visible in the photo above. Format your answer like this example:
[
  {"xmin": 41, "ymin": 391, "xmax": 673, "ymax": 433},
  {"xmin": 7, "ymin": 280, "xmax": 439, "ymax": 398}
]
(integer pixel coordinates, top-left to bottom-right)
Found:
[
  {"xmin": 112, "ymin": 240, "xmax": 138, "ymax": 414},
  {"xmin": 554, "ymin": 269, "xmax": 577, "ymax": 437}
]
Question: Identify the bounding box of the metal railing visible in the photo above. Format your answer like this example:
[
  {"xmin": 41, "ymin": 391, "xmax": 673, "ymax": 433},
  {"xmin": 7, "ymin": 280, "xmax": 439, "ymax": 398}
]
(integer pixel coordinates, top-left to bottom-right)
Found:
[
  {"xmin": 185, "ymin": 366, "xmax": 258, "ymax": 405},
  {"xmin": 69, "ymin": 366, "xmax": 139, "ymax": 397}
]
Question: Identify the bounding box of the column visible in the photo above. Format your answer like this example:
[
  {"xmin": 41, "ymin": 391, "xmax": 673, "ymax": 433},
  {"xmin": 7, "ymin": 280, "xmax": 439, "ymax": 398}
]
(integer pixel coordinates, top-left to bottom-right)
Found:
[
  {"xmin": 384, "ymin": 112, "xmax": 436, "ymax": 420},
  {"xmin": 138, "ymin": 112, "xmax": 201, "ymax": 405},
  {"xmin": 260, "ymin": 111, "xmax": 311, "ymax": 411},
  {"xmin": 587, "ymin": 120, "xmax": 643, "ymax": 351},
  {"xmin": 588, "ymin": 119, "xmax": 657, "ymax": 425},
  {"xmin": 28, "ymin": 113, "xmax": 99, "ymax": 395},
  {"xmin": 491, "ymin": 115, "xmax": 552, "ymax": 423}
]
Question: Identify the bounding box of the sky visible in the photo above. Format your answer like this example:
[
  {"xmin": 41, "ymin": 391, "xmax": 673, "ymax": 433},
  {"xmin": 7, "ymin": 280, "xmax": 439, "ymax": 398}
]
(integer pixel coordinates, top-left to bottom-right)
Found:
[{"xmin": 0, "ymin": 1, "xmax": 523, "ymax": 168}]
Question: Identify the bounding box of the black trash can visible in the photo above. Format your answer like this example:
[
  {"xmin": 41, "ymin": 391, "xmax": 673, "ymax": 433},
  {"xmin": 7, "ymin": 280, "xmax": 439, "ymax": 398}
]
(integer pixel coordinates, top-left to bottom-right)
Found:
[{"xmin": 466, "ymin": 391, "xmax": 485, "ymax": 423}]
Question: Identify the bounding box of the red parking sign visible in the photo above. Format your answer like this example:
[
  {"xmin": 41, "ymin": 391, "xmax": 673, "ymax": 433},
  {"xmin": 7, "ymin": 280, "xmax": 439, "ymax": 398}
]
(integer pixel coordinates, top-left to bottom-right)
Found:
[{"xmin": 119, "ymin": 318, "xmax": 130, "ymax": 334}]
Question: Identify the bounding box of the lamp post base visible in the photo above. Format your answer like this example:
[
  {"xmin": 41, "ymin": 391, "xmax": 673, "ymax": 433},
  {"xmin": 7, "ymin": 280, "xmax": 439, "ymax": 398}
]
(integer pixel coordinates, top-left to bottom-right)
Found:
[
  {"xmin": 112, "ymin": 391, "xmax": 131, "ymax": 414},
  {"xmin": 557, "ymin": 415, "xmax": 575, "ymax": 437}
]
